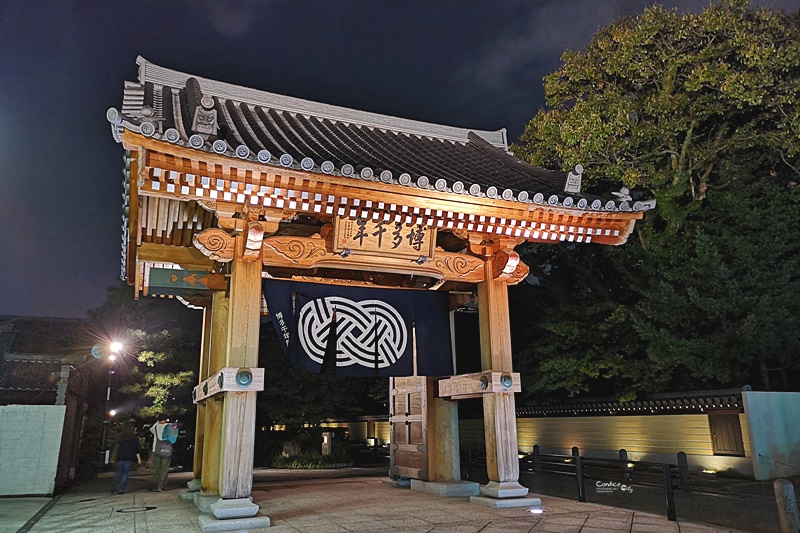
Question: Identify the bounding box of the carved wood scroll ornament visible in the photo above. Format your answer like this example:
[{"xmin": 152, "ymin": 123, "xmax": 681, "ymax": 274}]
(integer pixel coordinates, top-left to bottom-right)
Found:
[
  {"xmin": 261, "ymin": 236, "xmax": 327, "ymax": 266},
  {"xmin": 194, "ymin": 228, "xmax": 235, "ymax": 262}
]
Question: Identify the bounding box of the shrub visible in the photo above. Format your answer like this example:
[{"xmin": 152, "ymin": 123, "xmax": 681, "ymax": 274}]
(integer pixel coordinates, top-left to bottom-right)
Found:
[{"xmin": 271, "ymin": 449, "xmax": 352, "ymax": 469}]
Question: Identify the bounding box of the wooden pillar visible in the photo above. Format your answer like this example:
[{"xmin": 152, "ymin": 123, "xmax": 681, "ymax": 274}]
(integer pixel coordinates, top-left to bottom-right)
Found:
[
  {"xmin": 192, "ymin": 306, "xmax": 213, "ymax": 481},
  {"xmin": 218, "ymin": 235, "xmax": 262, "ymax": 500},
  {"xmin": 201, "ymin": 291, "xmax": 229, "ymax": 495},
  {"xmin": 426, "ymin": 379, "xmax": 461, "ymax": 482},
  {"xmin": 477, "ymin": 259, "xmax": 527, "ymax": 497}
]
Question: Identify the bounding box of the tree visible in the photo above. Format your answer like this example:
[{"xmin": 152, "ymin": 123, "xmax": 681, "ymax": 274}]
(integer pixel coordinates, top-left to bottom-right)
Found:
[
  {"xmin": 517, "ymin": 0, "xmax": 799, "ymax": 238},
  {"xmin": 511, "ymin": 1, "xmax": 800, "ymax": 399},
  {"xmin": 85, "ymin": 284, "xmax": 201, "ymax": 468}
]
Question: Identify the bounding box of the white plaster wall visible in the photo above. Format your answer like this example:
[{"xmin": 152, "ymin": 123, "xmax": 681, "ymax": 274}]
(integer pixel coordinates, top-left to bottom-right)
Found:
[
  {"xmin": 743, "ymin": 391, "xmax": 800, "ymax": 480},
  {"xmin": 0, "ymin": 405, "xmax": 66, "ymax": 495}
]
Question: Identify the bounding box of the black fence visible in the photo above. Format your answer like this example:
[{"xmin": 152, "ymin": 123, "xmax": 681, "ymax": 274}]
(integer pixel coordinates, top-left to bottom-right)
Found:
[{"xmin": 462, "ymin": 447, "xmax": 690, "ymax": 521}]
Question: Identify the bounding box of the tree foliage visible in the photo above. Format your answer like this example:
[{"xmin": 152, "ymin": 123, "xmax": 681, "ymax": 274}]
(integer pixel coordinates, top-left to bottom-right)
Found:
[
  {"xmin": 87, "ymin": 285, "xmax": 200, "ymax": 425},
  {"xmin": 511, "ymin": 1, "xmax": 800, "ymax": 400},
  {"xmin": 517, "ymin": 0, "xmax": 799, "ymax": 234}
]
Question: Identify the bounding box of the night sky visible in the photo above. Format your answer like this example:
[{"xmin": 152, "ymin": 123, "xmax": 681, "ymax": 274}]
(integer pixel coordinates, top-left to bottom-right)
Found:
[{"xmin": 1, "ymin": 0, "xmax": 795, "ymax": 318}]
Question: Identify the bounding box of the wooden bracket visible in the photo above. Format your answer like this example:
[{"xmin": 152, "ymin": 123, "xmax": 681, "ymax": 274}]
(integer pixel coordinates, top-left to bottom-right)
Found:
[
  {"xmin": 436, "ymin": 372, "xmax": 521, "ymax": 400},
  {"xmin": 242, "ymin": 221, "xmax": 264, "ymax": 262},
  {"xmin": 193, "ymin": 366, "xmax": 265, "ymax": 403},
  {"xmin": 194, "ymin": 228, "xmax": 235, "ymax": 263},
  {"xmin": 492, "ymin": 250, "xmax": 530, "ymax": 284}
]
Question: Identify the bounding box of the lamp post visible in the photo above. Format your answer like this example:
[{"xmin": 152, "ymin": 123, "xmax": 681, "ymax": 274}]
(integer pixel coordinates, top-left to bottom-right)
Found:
[{"xmin": 100, "ymin": 342, "xmax": 121, "ymax": 465}]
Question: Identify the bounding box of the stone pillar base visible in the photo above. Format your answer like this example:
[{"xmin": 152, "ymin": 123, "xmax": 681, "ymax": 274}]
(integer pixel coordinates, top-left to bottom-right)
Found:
[
  {"xmin": 187, "ymin": 478, "xmax": 202, "ymax": 492},
  {"xmin": 479, "ymin": 481, "xmax": 528, "ymax": 498},
  {"xmin": 470, "ymin": 495, "xmax": 542, "ymax": 509},
  {"xmin": 210, "ymin": 497, "xmax": 260, "ymax": 519},
  {"xmin": 382, "ymin": 477, "xmax": 410, "ymax": 488},
  {"xmin": 198, "ymin": 514, "xmax": 271, "ymax": 532},
  {"xmin": 410, "ymin": 480, "xmax": 480, "ymax": 497},
  {"xmin": 193, "ymin": 493, "xmax": 255, "ymax": 514},
  {"xmin": 194, "ymin": 493, "xmax": 222, "ymax": 514}
]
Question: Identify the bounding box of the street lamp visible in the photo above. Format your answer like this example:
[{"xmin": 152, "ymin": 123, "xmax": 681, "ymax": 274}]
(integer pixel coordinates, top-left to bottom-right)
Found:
[{"xmin": 100, "ymin": 341, "xmax": 122, "ymax": 464}]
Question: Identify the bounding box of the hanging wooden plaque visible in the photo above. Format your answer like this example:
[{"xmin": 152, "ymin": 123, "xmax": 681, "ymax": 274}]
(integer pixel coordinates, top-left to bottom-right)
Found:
[{"xmin": 333, "ymin": 216, "xmax": 436, "ymax": 259}]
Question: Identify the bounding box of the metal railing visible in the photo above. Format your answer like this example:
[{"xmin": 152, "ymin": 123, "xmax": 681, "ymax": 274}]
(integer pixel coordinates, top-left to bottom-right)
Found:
[{"xmin": 463, "ymin": 446, "xmax": 687, "ymax": 521}]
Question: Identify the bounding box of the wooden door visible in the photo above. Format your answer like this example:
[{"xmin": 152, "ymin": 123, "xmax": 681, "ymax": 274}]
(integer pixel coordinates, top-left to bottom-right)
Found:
[
  {"xmin": 708, "ymin": 412, "xmax": 745, "ymax": 456},
  {"xmin": 389, "ymin": 376, "xmax": 428, "ymax": 480}
]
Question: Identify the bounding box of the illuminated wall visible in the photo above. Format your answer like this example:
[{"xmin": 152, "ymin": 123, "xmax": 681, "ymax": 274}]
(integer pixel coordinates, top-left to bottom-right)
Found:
[
  {"xmin": 321, "ymin": 420, "xmax": 391, "ymax": 444},
  {"xmin": 459, "ymin": 413, "xmax": 754, "ymax": 477}
]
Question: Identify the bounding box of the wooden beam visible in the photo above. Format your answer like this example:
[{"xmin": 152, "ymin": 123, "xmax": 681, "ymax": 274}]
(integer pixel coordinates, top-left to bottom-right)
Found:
[
  {"xmin": 126, "ymin": 152, "xmax": 140, "ymax": 285},
  {"xmin": 193, "ymin": 366, "xmax": 265, "ymax": 402},
  {"xmin": 193, "ymin": 231, "xmax": 487, "ymax": 284},
  {"xmin": 138, "ymin": 242, "xmax": 215, "ymax": 269},
  {"xmin": 124, "ymin": 132, "xmax": 642, "ymax": 241},
  {"xmin": 437, "ymin": 372, "xmax": 521, "ymax": 400}
]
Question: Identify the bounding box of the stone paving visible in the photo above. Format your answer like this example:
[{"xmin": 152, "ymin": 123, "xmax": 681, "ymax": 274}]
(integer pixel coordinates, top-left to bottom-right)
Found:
[{"xmin": 1, "ymin": 472, "xmax": 746, "ymax": 533}]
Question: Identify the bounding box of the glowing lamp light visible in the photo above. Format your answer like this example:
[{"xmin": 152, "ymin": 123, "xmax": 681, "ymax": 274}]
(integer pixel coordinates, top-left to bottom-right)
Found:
[
  {"xmin": 527, "ymin": 508, "xmax": 545, "ymax": 514},
  {"xmin": 108, "ymin": 354, "xmax": 117, "ymax": 362},
  {"xmin": 109, "ymin": 409, "xmax": 117, "ymax": 417},
  {"xmin": 110, "ymin": 341, "xmax": 123, "ymax": 353}
]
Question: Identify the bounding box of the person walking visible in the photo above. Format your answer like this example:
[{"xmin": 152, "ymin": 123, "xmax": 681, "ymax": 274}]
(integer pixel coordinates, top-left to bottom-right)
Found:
[
  {"xmin": 149, "ymin": 414, "xmax": 177, "ymax": 491},
  {"xmin": 112, "ymin": 425, "xmax": 141, "ymax": 494}
]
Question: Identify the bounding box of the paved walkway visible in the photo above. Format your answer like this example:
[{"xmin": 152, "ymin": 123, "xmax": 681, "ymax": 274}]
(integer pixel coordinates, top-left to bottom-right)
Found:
[{"xmin": 1, "ymin": 471, "xmax": 746, "ymax": 533}]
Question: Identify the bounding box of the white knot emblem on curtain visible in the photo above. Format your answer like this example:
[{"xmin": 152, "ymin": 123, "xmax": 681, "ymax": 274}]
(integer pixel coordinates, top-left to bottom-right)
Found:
[{"xmin": 297, "ymin": 296, "xmax": 408, "ymax": 368}]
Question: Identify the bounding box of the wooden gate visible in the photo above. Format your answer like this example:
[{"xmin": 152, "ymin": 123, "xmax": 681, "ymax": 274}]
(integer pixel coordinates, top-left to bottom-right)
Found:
[
  {"xmin": 389, "ymin": 376, "xmax": 428, "ymax": 479},
  {"xmin": 708, "ymin": 412, "xmax": 746, "ymax": 456}
]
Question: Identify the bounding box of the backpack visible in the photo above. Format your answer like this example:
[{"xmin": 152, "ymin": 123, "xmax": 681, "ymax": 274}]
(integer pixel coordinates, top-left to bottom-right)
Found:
[{"xmin": 154, "ymin": 440, "xmax": 173, "ymax": 458}]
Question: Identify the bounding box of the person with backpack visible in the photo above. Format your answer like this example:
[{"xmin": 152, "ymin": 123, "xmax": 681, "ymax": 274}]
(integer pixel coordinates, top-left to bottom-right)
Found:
[{"xmin": 149, "ymin": 414, "xmax": 178, "ymax": 491}]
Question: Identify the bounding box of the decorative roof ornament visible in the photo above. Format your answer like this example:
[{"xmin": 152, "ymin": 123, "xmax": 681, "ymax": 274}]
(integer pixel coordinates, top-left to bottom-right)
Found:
[
  {"xmin": 612, "ymin": 186, "xmax": 632, "ymax": 202},
  {"xmin": 192, "ymin": 94, "xmax": 218, "ymax": 137},
  {"xmin": 564, "ymin": 164, "xmax": 583, "ymax": 194}
]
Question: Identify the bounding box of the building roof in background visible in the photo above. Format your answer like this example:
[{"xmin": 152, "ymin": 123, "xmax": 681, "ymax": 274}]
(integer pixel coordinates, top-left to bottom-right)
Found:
[
  {"xmin": 0, "ymin": 360, "xmax": 64, "ymax": 392},
  {"xmin": 0, "ymin": 316, "xmax": 89, "ymax": 395},
  {"xmin": 1, "ymin": 316, "xmax": 90, "ymax": 359}
]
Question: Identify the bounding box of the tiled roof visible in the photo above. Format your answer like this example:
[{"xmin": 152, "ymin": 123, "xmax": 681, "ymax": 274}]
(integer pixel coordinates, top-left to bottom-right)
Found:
[
  {"xmin": 0, "ymin": 360, "xmax": 63, "ymax": 392},
  {"xmin": 516, "ymin": 389, "xmax": 746, "ymax": 417},
  {"xmin": 1, "ymin": 316, "xmax": 89, "ymax": 357},
  {"xmin": 108, "ymin": 57, "xmax": 655, "ymax": 213},
  {"xmin": 0, "ymin": 316, "xmax": 89, "ymax": 397}
]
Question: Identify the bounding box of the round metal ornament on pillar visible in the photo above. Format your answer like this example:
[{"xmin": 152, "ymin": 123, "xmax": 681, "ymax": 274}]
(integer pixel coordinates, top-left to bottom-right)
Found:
[
  {"xmin": 236, "ymin": 368, "xmax": 253, "ymax": 388},
  {"xmin": 501, "ymin": 374, "xmax": 514, "ymax": 390},
  {"xmin": 480, "ymin": 375, "xmax": 489, "ymax": 390},
  {"xmin": 218, "ymin": 372, "xmax": 225, "ymax": 388}
]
